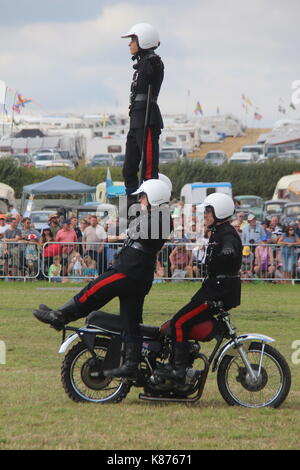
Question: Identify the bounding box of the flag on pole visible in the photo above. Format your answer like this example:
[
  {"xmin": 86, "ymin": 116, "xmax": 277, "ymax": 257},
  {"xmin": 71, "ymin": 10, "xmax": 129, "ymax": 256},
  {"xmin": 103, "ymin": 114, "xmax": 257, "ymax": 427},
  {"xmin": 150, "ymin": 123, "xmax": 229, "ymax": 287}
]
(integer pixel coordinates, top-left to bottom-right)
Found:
[
  {"xmin": 106, "ymin": 167, "xmax": 113, "ymax": 191},
  {"xmin": 102, "ymin": 112, "xmax": 106, "ymax": 127},
  {"xmin": 0, "ymin": 80, "xmax": 6, "ymax": 105},
  {"xmin": 17, "ymin": 94, "xmax": 32, "ymax": 107},
  {"xmin": 194, "ymin": 101, "xmax": 203, "ymax": 115},
  {"xmin": 254, "ymin": 112, "xmax": 262, "ymax": 120}
]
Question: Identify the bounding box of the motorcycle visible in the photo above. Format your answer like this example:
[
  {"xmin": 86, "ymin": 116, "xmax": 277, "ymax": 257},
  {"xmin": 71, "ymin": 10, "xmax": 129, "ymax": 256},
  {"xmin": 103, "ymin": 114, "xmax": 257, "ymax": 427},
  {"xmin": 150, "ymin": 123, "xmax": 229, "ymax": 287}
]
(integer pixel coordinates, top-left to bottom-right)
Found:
[{"xmin": 59, "ymin": 301, "xmax": 291, "ymax": 408}]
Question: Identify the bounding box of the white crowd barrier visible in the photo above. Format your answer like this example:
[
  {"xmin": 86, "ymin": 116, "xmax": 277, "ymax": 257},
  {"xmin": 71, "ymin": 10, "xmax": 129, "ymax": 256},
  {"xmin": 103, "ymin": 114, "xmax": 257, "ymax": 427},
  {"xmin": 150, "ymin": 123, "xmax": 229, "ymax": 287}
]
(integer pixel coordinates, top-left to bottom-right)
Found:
[{"xmin": 0, "ymin": 241, "xmax": 300, "ymax": 283}]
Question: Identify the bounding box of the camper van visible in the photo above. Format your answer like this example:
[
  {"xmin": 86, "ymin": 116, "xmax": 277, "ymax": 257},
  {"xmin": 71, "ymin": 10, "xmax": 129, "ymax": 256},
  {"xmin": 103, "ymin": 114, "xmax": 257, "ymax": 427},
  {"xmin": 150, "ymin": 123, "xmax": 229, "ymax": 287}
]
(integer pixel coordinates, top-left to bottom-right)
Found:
[
  {"xmin": 180, "ymin": 182, "xmax": 232, "ymax": 205},
  {"xmin": 272, "ymin": 174, "xmax": 300, "ymax": 201},
  {"xmin": 85, "ymin": 137, "xmax": 126, "ymax": 163}
]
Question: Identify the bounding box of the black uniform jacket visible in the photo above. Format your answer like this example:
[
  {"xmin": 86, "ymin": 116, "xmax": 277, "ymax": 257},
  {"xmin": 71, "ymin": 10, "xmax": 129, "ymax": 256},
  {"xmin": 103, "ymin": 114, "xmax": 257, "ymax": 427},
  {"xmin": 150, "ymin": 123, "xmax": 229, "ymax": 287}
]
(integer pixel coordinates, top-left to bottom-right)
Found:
[
  {"xmin": 112, "ymin": 205, "xmax": 172, "ymax": 293},
  {"xmin": 129, "ymin": 50, "xmax": 164, "ymax": 130},
  {"xmin": 193, "ymin": 222, "xmax": 242, "ymax": 310}
]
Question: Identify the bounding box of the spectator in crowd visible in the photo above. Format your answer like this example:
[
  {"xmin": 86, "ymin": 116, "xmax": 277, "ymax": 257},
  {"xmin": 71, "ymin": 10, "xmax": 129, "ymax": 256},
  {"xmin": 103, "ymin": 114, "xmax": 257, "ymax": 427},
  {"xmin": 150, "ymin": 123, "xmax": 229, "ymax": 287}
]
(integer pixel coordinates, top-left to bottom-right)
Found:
[
  {"xmin": 0, "ymin": 214, "xmax": 9, "ymax": 237},
  {"xmin": 55, "ymin": 219, "xmax": 78, "ymax": 275},
  {"xmin": 231, "ymin": 218, "xmax": 242, "ymax": 238},
  {"xmin": 295, "ymin": 217, "xmax": 300, "ymax": 238},
  {"xmin": 82, "ymin": 257, "xmax": 98, "ymax": 281},
  {"xmin": 8, "ymin": 204, "xmax": 19, "ymax": 217},
  {"xmin": 261, "ymin": 220, "xmax": 271, "ymax": 240},
  {"xmin": 20, "ymin": 217, "xmax": 40, "ymax": 276},
  {"xmin": 253, "ymin": 236, "xmax": 275, "ymax": 279},
  {"xmin": 191, "ymin": 230, "xmax": 210, "ymax": 278},
  {"xmin": 236, "ymin": 211, "xmax": 248, "ymax": 230},
  {"xmin": 67, "ymin": 251, "xmax": 86, "ymax": 278},
  {"xmin": 268, "ymin": 216, "xmax": 283, "ymax": 244},
  {"xmin": 82, "ymin": 215, "xmax": 107, "ymax": 274},
  {"xmin": 3, "ymin": 215, "xmax": 22, "ymax": 276},
  {"xmin": 48, "ymin": 255, "xmax": 63, "ymax": 282},
  {"xmin": 70, "ymin": 216, "xmax": 82, "ymax": 241},
  {"xmin": 169, "ymin": 243, "xmax": 193, "ymax": 279},
  {"xmin": 39, "ymin": 227, "xmax": 57, "ymax": 276},
  {"xmin": 48, "ymin": 214, "xmax": 61, "ymax": 239},
  {"xmin": 241, "ymin": 213, "xmax": 265, "ymax": 246},
  {"xmin": 277, "ymin": 225, "xmax": 300, "ymax": 283},
  {"xmin": 241, "ymin": 245, "xmax": 254, "ymax": 280}
]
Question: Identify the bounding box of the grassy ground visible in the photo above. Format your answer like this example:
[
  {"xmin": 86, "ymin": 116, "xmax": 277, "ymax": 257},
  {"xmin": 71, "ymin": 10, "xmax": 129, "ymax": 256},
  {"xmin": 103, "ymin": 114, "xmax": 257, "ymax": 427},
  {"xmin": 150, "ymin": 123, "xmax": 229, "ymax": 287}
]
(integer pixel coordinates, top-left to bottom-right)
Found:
[{"xmin": 0, "ymin": 281, "xmax": 299, "ymax": 450}]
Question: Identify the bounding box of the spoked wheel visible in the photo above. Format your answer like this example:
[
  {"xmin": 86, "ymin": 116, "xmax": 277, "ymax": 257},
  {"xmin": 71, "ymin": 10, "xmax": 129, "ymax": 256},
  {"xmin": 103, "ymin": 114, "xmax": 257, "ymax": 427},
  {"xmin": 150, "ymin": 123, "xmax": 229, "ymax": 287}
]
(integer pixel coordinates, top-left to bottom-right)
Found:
[
  {"xmin": 61, "ymin": 337, "xmax": 131, "ymax": 403},
  {"xmin": 217, "ymin": 342, "xmax": 291, "ymax": 408}
]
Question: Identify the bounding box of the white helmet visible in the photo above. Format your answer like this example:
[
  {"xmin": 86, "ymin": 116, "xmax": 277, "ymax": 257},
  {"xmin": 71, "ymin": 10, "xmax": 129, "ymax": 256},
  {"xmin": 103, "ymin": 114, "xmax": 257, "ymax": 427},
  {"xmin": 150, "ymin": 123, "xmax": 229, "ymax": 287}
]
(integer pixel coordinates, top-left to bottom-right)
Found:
[
  {"xmin": 158, "ymin": 173, "xmax": 173, "ymax": 191},
  {"xmin": 121, "ymin": 23, "xmax": 160, "ymax": 49},
  {"xmin": 132, "ymin": 179, "xmax": 171, "ymax": 206},
  {"xmin": 203, "ymin": 193, "xmax": 235, "ymax": 221}
]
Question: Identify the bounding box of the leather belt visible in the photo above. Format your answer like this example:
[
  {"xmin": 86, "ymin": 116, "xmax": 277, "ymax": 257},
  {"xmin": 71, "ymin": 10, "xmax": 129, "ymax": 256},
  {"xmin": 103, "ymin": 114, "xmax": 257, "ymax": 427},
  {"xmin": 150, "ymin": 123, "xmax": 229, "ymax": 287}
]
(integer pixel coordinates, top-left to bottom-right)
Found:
[
  {"xmin": 208, "ymin": 274, "xmax": 240, "ymax": 279},
  {"xmin": 134, "ymin": 94, "xmax": 158, "ymax": 103}
]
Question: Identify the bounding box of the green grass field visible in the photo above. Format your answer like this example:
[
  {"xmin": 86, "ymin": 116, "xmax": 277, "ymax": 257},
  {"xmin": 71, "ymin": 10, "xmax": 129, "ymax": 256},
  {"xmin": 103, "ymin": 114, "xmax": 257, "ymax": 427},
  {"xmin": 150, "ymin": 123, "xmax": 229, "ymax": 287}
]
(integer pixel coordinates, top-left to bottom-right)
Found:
[{"xmin": 0, "ymin": 281, "xmax": 299, "ymax": 450}]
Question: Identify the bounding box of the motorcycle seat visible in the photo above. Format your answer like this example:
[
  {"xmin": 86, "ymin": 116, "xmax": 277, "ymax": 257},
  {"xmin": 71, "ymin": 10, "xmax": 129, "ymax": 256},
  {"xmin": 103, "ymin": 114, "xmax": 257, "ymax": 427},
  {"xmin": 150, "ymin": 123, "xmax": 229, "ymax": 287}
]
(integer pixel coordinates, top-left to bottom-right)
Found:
[{"xmin": 86, "ymin": 310, "xmax": 160, "ymax": 339}]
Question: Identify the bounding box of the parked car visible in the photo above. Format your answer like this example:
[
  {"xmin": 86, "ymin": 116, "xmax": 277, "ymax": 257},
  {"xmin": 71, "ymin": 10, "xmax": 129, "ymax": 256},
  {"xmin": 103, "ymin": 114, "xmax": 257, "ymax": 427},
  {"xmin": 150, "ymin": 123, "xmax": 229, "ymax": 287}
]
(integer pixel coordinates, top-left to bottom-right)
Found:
[
  {"xmin": 88, "ymin": 154, "xmax": 114, "ymax": 167},
  {"xmin": 261, "ymin": 199, "xmax": 287, "ymax": 222},
  {"xmin": 280, "ymin": 203, "xmax": 300, "ymax": 227},
  {"xmin": 113, "ymin": 154, "xmax": 125, "ymax": 167},
  {"xmin": 203, "ymin": 150, "xmax": 227, "ymax": 166},
  {"xmin": 241, "ymin": 144, "xmax": 265, "ymax": 156},
  {"xmin": 234, "ymin": 195, "xmax": 264, "ymax": 220},
  {"xmin": 56, "ymin": 150, "xmax": 79, "ymax": 167},
  {"xmin": 229, "ymin": 152, "xmax": 258, "ymax": 164},
  {"xmin": 161, "ymin": 146, "xmax": 187, "ymax": 158},
  {"xmin": 44, "ymin": 161, "xmax": 75, "ymax": 170},
  {"xmin": 159, "ymin": 150, "xmax": 179, "ymax": 164},
  {"xmin": 275, "ymin": 150, "xmax": 300, "ymax": 162},
  {"xmin": 13, "ymin": 153, "xmax": 34, "ymax": 168},
  {"xmin": 34, "ymin": 152, "xmax": 65, "ymax": 168}
]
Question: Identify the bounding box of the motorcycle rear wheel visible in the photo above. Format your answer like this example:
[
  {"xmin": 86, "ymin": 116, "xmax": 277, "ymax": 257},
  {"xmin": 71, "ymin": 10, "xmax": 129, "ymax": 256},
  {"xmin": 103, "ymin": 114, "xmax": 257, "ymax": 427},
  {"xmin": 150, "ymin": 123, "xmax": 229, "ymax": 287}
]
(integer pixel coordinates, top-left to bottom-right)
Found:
[
  {"xmin": 217, "ymin": 342, "xmax": 291, "ymax": 408},
  {"xmin": 61, "ymin": 337, "xmax": 131, "ymax": 403}
]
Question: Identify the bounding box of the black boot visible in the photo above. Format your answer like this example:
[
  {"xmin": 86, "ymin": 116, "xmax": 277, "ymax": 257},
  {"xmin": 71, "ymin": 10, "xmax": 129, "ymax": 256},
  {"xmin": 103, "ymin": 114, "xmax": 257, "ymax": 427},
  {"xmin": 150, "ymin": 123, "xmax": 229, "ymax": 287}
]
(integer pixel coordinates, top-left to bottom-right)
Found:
[
  {"xmin": 156, "ymin": 342, "xmax": 190, "ymax": 383},
  {"xmin": 33, "ymin": 298, "xmax": 81, "ymax": 331},
  {"xmin": 103, "ymin": 342, "xmax": 141, "ymax": 378}
]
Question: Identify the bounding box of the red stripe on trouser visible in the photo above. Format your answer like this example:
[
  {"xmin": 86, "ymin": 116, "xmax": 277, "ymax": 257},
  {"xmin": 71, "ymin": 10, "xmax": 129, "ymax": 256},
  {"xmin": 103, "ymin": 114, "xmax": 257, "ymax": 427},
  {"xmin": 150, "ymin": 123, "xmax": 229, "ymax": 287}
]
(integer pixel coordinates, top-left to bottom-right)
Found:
[
  {"xmin": 145, "ymin": 128, "xmax": 153, "ymax": 180},
  {"xmin": 78, "ymin": 273, "xmax": 127, "ymax": 303},
  {"xmin": 175, "ymin": 304, "xmax": 209, "ymax": 342}
]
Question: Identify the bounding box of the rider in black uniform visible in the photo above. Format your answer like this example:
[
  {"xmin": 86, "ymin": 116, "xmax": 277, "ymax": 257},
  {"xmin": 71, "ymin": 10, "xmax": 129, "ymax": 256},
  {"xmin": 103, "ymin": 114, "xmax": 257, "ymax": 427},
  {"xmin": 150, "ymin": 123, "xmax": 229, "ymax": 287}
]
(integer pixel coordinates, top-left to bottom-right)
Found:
[
  {"xmin": 160, "ymin": 193, "xmax": 242, "ymax": 383},
  {"xmin": 33, "ymin": 179, "xmax": 172, "ymax": 378},
  {"xmin": 121, "ymin": 23, "xmax": 164, "ymax": 197}
]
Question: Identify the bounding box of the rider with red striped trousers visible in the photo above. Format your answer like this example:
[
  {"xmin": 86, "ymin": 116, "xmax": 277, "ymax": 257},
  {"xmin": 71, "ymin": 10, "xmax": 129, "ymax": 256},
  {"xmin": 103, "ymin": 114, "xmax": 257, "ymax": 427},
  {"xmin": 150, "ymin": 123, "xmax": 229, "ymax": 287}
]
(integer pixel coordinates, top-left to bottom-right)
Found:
[
  {"xmin": 33, "ymin": 180, "xmax": 172, "ymax": 379},
  {"xmin": 161, "ymin": 193, "xmax": 243, "ymax": 384}
]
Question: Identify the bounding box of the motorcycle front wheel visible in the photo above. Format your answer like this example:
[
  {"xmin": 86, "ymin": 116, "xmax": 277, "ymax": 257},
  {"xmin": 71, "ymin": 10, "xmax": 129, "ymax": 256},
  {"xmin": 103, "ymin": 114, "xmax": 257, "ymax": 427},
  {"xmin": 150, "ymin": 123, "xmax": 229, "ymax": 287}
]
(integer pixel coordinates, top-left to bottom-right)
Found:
[
  {"xmin": 61, "ymin": 337, "xmax": 131, "ymax": 403},
  {"xmin": 217, "ymin": 342, "xmax": 291, "ymax": 408}
]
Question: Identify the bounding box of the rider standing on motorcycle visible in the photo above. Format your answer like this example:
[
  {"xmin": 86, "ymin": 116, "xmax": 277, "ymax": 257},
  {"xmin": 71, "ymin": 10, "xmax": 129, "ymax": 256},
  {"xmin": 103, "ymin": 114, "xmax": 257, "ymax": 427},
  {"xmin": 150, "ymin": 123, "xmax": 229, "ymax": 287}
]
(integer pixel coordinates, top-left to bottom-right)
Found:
[
  {"xmin": 161, "ymin": 193, "xmax": 242, "ymax": 383},
  {"xmin": 121, "ymin": 23, "xmax": 164, "ymax": 198},
  {"xmin": 33, "ymin": 179, "xmax": 172, "ymax": 379}
]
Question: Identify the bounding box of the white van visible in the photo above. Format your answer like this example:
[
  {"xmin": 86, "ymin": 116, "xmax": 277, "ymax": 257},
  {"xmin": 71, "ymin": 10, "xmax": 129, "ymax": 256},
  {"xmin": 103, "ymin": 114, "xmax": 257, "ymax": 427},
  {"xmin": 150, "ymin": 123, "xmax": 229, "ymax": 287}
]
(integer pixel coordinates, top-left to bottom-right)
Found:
[
  {"xmin": 180, "ymin": 182, "xmax": 232, "ymax": 205},
  {"xmin": 229, "ymin": 152, "xmax": 258, "ymax": 164}
]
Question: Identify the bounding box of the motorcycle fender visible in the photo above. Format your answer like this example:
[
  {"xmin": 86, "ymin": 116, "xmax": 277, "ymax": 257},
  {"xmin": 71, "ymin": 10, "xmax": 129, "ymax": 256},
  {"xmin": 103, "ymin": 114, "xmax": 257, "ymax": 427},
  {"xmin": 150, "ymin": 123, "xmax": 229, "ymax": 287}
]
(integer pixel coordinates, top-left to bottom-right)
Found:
[
  {"xmin": 212, "ymin": 333, "xmax": 275, "ymax": 372},
  {"xmin": 59, "ymin": 333, "xmax": 79, "ymax": 354}
]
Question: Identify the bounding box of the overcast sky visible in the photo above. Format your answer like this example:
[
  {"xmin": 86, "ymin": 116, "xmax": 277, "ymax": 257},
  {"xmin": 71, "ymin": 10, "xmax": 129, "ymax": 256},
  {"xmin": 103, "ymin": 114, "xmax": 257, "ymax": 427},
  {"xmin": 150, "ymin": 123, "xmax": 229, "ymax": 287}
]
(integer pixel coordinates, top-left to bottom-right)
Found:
[{"xmin": 1, "ymin": 0, "xmax": 300, "ymax": 126}]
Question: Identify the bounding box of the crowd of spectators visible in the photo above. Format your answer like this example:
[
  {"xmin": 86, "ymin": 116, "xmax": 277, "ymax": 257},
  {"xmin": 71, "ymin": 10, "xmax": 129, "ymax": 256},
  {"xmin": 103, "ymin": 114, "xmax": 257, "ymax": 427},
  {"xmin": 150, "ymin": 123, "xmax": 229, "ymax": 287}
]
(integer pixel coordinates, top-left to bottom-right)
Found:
[{"xmin": 1, "ymin": 200, "xmax": 300, "ymax": 283}]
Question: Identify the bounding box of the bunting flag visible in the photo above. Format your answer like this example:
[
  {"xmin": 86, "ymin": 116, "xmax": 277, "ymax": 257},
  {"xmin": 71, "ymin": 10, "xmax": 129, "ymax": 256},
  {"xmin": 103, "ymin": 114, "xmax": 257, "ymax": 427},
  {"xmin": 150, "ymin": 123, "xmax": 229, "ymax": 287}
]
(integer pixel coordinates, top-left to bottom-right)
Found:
[
  {"xmin": 254, "ymin": 112, "xmax": 262, "ymax": 120},
  {"xmin": 194, "ymin": 101, "xmax": 203, "ymax": 115},
  {"xmin": 241, "ymin": 93, "xmax": 252, "ymax": 106},
  {"xmin": 290, "ymin": 102, "xmax": 297, "ymax": 110}
]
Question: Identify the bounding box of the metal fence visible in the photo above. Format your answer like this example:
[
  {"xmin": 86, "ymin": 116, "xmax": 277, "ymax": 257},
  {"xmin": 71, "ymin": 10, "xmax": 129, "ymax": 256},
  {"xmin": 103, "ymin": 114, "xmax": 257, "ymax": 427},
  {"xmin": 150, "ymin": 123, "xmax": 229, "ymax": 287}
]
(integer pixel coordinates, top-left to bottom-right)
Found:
[{"xmin": 0, "ymin": 241, "xmax": 300, "ymax": 283}]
